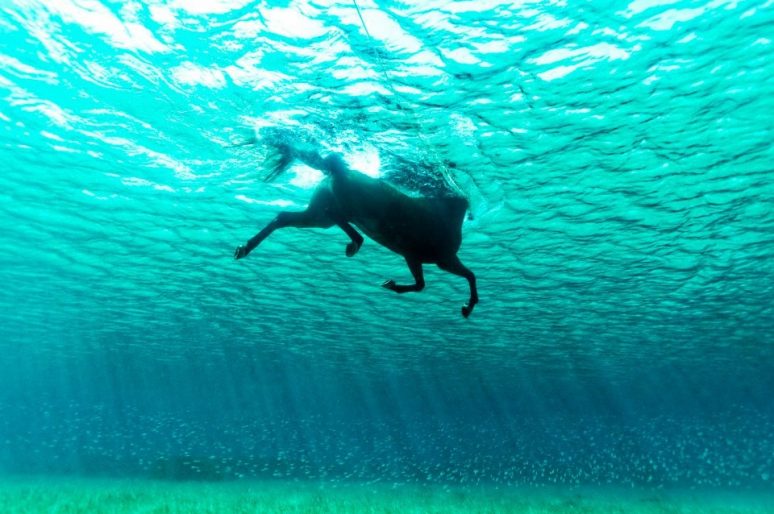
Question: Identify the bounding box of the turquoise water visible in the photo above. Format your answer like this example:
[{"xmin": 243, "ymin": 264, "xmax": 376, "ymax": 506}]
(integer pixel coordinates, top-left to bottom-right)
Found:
[{"xmin": 1, "ymin": 0, "xmax": 773, "ymax": 510}]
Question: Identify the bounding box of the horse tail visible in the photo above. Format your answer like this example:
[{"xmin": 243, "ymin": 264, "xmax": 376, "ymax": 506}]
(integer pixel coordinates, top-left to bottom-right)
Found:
[{"xmin": 439, "ymin": 195, "xmax": 470, "ymax": 228}]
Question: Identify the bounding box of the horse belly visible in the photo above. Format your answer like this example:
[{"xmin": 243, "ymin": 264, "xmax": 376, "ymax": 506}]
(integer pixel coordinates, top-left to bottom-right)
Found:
[
  {"xmin": 354, "ymin": 211, "xmax": 458, "ymax": 262},
  {"xmin": 334, "ymin": 175, "xmax": 463, "ymax": 261}
]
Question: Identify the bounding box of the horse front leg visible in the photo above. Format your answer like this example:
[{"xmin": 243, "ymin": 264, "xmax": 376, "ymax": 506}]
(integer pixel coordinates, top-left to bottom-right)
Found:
[
  {"xmin": 382, "ymin": 257, "xmax": 425, "ymax": 293},
  {"xmin": 234, "ymin": 210, "xmax": 333, "ymax": 259},
  {"xmin": 336, "ymin": 221, "xmax": 364, "ymax": 257}
]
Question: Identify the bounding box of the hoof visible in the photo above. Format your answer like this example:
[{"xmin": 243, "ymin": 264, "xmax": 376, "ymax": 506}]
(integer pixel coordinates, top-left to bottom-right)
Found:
[
  {"xmin": 234, "ymin": 245, "xmax": 248, "ymax": 260},
  {"xmin": 346, "ymin": 241, "xmax": 361, "ymax": 257},
  {"xmin": 461, "ymin": 304, "xmax": 473, "ymax": 318},
  {"xmin": 382, "ymin": 279, "xmax": 396, "ymax": 291}
]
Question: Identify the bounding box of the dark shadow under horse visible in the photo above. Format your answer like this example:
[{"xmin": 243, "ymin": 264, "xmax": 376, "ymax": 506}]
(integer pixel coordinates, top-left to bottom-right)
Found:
[{"xmin": 234, "ymin": 144, "xmax": 478, "ymax": 317}]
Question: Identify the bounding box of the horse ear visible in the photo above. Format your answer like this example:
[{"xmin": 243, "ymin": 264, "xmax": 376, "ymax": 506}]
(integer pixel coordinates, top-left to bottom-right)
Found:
[{"xmin": 323, "ymin": 154, "xmax": 347, "ymax": 175}]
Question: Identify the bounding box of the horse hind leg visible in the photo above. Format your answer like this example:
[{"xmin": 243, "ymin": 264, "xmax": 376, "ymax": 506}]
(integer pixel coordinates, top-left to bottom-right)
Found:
[{"xmin": 437, "ymin": 255, "xmax": 478, "ymax": 318}]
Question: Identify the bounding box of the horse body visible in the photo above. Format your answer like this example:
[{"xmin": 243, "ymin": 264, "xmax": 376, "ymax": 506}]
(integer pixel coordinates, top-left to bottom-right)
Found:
[
  {"xmin": 330, "ymin": 171, "xmax": 465, "ymax": 262},
  {"xmin": 235, "ymin": 147, "xmax": 478, "ymax": 317}
]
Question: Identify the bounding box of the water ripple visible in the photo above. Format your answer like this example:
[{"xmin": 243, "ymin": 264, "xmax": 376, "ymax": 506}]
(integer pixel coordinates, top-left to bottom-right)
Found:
[{"xmin": 0, "ymin": 0, "xmax": 772, "ymax": 380}]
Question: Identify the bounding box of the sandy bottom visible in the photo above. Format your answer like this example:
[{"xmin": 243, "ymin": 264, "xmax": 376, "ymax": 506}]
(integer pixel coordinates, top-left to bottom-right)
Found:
[{"xmin": 0, "ymin": 477, "xmax": 772, "ymax": 513}]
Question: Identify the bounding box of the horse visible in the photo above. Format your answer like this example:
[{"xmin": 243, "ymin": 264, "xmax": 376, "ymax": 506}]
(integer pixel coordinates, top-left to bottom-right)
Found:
[{"xmin": 234, "ymin": 143, "xmax": 478, "ymax": 317}]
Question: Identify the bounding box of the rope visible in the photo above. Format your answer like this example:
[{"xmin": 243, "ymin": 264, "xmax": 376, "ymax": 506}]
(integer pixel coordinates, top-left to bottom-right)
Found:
[
  {"xmin": 352, "ymin": 0, "xmax": 372, "ymax": 40},
  {"xmin": 351, "ymin": 0, "xmax": 465, "ymax": 198}
]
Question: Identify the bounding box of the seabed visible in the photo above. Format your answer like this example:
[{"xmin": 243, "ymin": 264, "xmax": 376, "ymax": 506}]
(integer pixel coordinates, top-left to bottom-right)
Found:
[{"xmin": 1, "ymin": 477, "xmax": 772, "ymax": 514}]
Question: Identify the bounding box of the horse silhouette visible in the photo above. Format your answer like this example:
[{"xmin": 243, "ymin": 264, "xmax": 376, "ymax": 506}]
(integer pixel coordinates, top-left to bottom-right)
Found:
[{"xmin": 234, "ymin": 143, "xmax": 478, "ymax": 317}]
